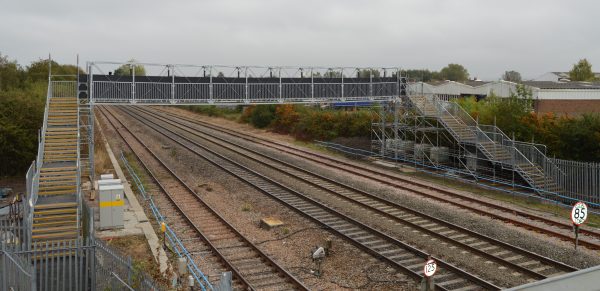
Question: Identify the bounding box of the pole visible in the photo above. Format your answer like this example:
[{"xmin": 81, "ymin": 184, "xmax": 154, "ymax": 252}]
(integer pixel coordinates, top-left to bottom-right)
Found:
[
  {"xmin": 161, "ymin": 222, "xmax": 166, "ymax": 250},
  {"xmin": 574, "ymin": 224, "xmax": 579, "ymax": 250}
]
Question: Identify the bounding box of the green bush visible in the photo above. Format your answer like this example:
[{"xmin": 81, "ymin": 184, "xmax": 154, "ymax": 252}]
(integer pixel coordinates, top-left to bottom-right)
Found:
[
  {"xmin": 249, "ymin": 105, "xmax": 277, "ymax": 128},
  {"xmin": 0, "ymin": 54, "xmax": 61, "ymax": 176}
]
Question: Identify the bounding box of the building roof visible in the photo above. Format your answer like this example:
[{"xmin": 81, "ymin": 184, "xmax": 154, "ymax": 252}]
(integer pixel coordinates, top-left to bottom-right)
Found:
[
  {"xmin": 464, "ymin": 80, "xmax": 490, "ymax": 87},
  {"xmin": 522, "ymin": 81, "xmax": 600, "ymax": 90},
  {"xmin": 546, "ymin": 71, "xmax": 600, "ymax": 79}
]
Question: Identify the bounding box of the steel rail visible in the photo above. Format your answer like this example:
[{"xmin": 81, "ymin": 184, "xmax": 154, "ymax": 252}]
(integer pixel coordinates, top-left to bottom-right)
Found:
[
  {"xmin": 132, "ymin": 106, "xmax": 578, "ymax": 281},
  {"xmin": 115, "ymin": 106, "xmax": 500, "ymax": 290},
  {"xmin": 151, "ymin": 107, "xmax": 600, "ymax": 250},
  {"xmin": 98, "ymin": 106, "xmax": 308, "ymax": 291}
]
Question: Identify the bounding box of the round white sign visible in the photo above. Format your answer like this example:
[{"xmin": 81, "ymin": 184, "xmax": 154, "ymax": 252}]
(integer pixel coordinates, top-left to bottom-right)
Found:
[
  {"xmin": 571, "ymin": 202, "xmax": 588, "ymax": 226},
  {"xmin": 423, "ymin": 259, "xmax": 437, "ymax": 277}
]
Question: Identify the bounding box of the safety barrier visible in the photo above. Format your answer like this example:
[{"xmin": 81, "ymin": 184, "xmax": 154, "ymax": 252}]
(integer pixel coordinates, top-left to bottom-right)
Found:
[
  {"xmin": 87, "ymin": 61, "xmax": 407, "ymax": 104},
  {"xmin": 120, "ymin": 152, "xmax": 214, "ymax": 290},
  {"xmin": 317, "ymin": 140, "xmax": 600, "ymax": 212}
]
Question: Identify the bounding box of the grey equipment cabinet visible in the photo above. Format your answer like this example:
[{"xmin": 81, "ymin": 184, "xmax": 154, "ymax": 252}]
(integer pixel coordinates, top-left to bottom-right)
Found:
[{"xmin": 98, "ymin": 184, "xmax": 125, "ymax": 229}]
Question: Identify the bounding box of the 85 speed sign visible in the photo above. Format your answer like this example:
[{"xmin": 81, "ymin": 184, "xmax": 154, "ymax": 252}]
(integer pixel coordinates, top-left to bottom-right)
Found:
[{"xmin": 571, "ymin": 202, "xmax": 588, "ymax": 226}]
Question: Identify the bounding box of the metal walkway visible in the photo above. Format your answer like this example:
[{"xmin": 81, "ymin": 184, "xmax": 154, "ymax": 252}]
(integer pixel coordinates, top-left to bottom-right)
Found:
[{"xmin": 86, "ymin": 61, "xmax": 408, "ymax": 105}]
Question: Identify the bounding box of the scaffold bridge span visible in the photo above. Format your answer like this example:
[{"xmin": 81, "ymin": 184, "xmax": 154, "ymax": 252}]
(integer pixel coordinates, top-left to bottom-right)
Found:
[{"xmin": 85, "ymin": 61, "xmax": 408, "ymax": 105}]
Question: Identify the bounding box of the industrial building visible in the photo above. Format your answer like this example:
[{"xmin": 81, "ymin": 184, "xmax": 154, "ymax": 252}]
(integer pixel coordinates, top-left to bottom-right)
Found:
[{"xmin": 410, "ymin": 78, "xmax": 600, "ymax": 115}]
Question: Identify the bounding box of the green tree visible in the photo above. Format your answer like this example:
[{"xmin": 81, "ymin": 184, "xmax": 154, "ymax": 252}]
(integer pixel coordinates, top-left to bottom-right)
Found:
[
  {"xmin": 26, "ymin": 59, "xmax": 80, "ymax": 82},
  {"xmin": 502, "ymin": 70, "xmax": 522, "ymax": 83},
  {"xmin": 569, "ymin": 59, "xmax": 595, "ymax": 81},
  {"xmin": 357, "ymin": 69, "xmax": 380, "ymax": 78},
  {"xmin": 114, "ymin": 59, "xmax": 146, "ymax": 76},
  {"xmin": 0, "ymin": 53, "xmax": 24, "ymax": 91},
  {"xmin": 323, "ymin": 70, "xmax": 342, "ymax": 78},
  {"xmin": 439, "ymin": 64, "xmax": 469, "ymax": 82},
  {"xmin": 404, "ymin": 69, "xmax": 439, "ymax": 82}
]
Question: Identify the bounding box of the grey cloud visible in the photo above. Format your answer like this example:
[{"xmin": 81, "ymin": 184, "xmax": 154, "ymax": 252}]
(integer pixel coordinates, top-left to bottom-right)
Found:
[{"xmin": 0, "ymin": 0, "xmax": 598, "ymax": 80}]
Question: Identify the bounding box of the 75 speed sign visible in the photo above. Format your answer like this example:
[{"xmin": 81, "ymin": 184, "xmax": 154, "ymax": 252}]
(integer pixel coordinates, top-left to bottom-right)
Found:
[{"xmin": 571, "ymin": 202, "xmax": 588, "ymax": 226}]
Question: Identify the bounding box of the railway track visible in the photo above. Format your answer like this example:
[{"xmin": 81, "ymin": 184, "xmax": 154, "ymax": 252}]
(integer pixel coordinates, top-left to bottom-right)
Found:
[
  {"xmin": 129, "ymin": 106, "xmax": 579, "ymax": 286},
  {"xmin": 98, "ymin": 107, "xmax": 309, "ymax": 291},
  {"xmin": 151, "ymin": 107, "xmax": 600, "ymax": 250},
  {"xmin": 112, "ymin": 105, "xmax": 501, "ymax": 290},
  {"xmin": 133, "ymin": 106, "xmax": 580, "ymax": 280}
]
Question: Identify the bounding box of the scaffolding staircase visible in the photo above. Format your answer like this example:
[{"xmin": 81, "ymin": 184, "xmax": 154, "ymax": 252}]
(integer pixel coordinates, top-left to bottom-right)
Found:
[
  {"xmin": 407, "ymin": 95, "xmax": 564, "ymax": 195},
  {"xmin": 30, "ymin": 89, "xmax": 81, "ymax": 245}
]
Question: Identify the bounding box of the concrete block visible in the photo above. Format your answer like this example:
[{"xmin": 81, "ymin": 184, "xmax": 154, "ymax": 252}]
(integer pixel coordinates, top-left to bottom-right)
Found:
[{"xmin": 260, "ymin": 217, "xmax": 285, "ymax": 230}]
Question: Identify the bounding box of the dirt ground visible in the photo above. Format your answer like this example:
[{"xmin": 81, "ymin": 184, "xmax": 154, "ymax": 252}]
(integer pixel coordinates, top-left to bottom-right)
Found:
[{"xmin": 0, "ymin": 176, "xmax": 25, "ymax": 208}]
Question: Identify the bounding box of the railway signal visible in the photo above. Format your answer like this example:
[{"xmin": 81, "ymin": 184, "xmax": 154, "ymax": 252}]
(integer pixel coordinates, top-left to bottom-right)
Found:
[{"xmin": 571, "ymin": 201, "xmax": 588, "ymax": 250}]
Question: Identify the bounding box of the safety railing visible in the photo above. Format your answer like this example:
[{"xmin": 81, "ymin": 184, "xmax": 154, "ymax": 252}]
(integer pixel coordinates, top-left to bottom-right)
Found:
[
  {"xmin": 409, "ymin": 93, "xmax": 563, "ymax": 194},
  {"xmin": 0, "ymin": 244, "xmax": 35, "ymax": 291},
  {"xmin": 477, "ymin": 124, "xmax": 567, "ymax": 193},
  {"xmin": 87, "ymin": 61, "xmax": 405, "ymax": 104},
  {"xmin": 24, "ymin": 80, "xmax": 53, "ymax": 249},
  {"xmin": 549, "ymin": 159, "xmax": 600, "ymax": 204},
  {"xmin": 94, "ymin": 237, "xmax": 162, "ymax": 291},
  {"xmin": 120, "ymin": 152, "xmax": 213, "ymax": 290},
  {"xmin": 1, "ymin": 236, "xmax": 163, "ymax": 291},
  {"xmin": 23, "ymin": 161, "xmax": 36, "ymax": 249},
  {"xmin": 93, "ymin": 80, "xmax": 399, "ymax": 104},
  {"xmin": 75, "ymin": 80, "xmax": 82, "ymax": 239}
]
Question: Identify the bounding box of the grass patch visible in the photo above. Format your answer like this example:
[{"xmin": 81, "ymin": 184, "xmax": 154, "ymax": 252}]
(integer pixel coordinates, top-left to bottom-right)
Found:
[
  {"xmin": 94, "ymin": 118, "xmax": 114, "ymax": 176},
  {"xmin": 241, "ymin": 202, "xmax": 253, "ymax": 212},
  {"xmin": 122, "ymin": 153, "xmax": 150, "ymax": 193},
  {"xmin": 104, "ymin": 235, "xmax": 168, "ymax": 288}
]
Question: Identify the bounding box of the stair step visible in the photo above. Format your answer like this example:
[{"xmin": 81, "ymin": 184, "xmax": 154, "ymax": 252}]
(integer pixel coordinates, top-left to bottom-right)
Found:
[
  {"xmin": 32, "ymin": 226, "xmax": 78, "ymax": 234},
  {"xmin": 38, "ymin": 189, "xmax": 77, "ymax": 196},
  {"xmin": 38, "ymin": 184, "xmax": 77, "ymax": 190},
  {"xmin": 33, "ymin": 214, "xmax": 77, "ymax": 222},
  {"xmin": 32, "ymin": 231, "xmax": 78, "ymax": 241},
  {"xmin": 46, "ymin": 127, "xmax": 78, "ymax": 131},
  {"xmin": 34, "ymin": 202, "xmax": 78, "ymax": 210},
  {"xmin": 34, "ymin": 208, "xmax": 77, "ymax": 215},
  {"xmin": 40, "ymin": 167, "xmax": 77, "ymax": 172},
  {"xmin": 40, "ymin": 166, "xmax": 77, "ymax": 172},
  {"xmin": 32, "ymin": 220, "xmax": 78, "ymax": 228},
  {"xmin": 39, "ymin": 175, "xmax": 77, "ymax": 181}
]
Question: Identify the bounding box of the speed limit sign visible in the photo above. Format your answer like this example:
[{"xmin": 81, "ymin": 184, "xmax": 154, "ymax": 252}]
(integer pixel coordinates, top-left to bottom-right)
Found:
[
  {"xmin": 423, "ymin": 259, "xmax": 437, "ymax": 277},
  {"xmin": 571, "ymin": 202, "xmax": 588, "ymax": 226}
]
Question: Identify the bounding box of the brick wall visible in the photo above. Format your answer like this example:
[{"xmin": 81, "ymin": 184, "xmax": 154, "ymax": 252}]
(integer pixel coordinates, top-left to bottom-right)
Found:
[{"xmin": 534, "ymin": 99, "xmax": 600, "ymax": 116}]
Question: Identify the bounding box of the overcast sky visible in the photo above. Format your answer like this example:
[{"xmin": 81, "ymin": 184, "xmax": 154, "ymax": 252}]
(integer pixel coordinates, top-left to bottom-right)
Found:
[{"xmin": 1, "ymin": 0, "xmax": 598, "ymax": 80}]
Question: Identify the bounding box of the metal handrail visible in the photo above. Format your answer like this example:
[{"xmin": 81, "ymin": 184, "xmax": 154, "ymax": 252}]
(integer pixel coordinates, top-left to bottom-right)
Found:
[
  {"xmin": 26, "ymin": 81, "xmax": 53, "ymax": 247},
  {"xmin": 427, "ymin": 94, "xmax": 563, "ymax": 191},
  {"xmin": 76, "ymin": 81, "xmax": 82, "ymax": 235}
]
